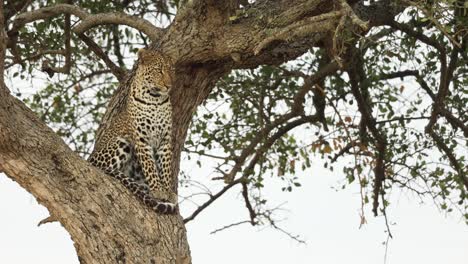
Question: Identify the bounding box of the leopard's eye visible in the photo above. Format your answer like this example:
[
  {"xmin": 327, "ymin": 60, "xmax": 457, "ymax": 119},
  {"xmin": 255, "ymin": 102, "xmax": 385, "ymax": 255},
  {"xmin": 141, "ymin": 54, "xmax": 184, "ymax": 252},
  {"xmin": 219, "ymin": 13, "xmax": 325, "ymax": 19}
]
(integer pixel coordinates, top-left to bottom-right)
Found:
[{"xmin": 148, "ymin": 86, "xmax": 162, "ymax": 97}]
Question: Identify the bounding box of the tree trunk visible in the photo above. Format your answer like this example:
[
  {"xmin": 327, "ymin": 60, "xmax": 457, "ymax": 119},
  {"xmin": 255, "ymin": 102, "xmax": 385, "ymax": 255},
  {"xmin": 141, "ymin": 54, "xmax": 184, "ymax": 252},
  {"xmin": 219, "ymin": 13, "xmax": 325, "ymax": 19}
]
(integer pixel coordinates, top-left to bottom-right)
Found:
[{"xmin": 0, "ymin": 86, "xmax": 191, "ymax": 263}]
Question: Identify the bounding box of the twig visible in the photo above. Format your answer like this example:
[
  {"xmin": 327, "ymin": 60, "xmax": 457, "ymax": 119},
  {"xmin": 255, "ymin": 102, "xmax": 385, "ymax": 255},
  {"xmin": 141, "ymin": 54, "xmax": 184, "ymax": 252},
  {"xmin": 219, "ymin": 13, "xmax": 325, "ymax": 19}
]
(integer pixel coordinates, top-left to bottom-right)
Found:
[
  {"xmin": 183, "ymin": 148, "xmax": 229, "ymax": 161},
  {"xmin": 210, "ymin": 221, "xmax": 250, "ymax": 234},
  {"xmin": 381, "ymin": 191, "xmax": 393, "ymax": 264},
  {"xmin": 268, "ymin": 219, "xmax": 306, "ymax": 244},
  {"xmin": 183, "ymin": 178, "xmax": 243, "ymax": 224},
  {"xmin": 381, "ymin": 192, "xmax": 393, "ymax": 239}
]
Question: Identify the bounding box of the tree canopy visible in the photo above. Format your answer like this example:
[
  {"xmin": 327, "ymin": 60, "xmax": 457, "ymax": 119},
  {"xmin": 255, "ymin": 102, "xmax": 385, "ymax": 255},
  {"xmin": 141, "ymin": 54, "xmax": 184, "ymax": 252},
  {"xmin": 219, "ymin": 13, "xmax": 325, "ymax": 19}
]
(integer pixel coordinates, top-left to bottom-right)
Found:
[{"xmin": 0, "ymin": 0, "xmax": 467, "ymax": 261}]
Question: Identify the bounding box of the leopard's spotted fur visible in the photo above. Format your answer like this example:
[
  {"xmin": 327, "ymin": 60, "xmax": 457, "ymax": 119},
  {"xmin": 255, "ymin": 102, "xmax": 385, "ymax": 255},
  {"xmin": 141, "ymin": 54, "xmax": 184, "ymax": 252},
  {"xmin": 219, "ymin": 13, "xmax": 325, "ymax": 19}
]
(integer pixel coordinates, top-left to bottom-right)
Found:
[{"xmin": 88, "ymin": 49, "xmax": 176, "ymax": 214}]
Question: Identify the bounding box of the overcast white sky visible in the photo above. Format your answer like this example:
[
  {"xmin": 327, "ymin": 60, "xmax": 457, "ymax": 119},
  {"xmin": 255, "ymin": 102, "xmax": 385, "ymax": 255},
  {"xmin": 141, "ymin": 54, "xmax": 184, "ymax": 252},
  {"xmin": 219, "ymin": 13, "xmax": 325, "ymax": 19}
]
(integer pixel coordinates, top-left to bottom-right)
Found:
[{"xmin": 1, "ymin": 157, "xmax": 467, "ymax": 263}]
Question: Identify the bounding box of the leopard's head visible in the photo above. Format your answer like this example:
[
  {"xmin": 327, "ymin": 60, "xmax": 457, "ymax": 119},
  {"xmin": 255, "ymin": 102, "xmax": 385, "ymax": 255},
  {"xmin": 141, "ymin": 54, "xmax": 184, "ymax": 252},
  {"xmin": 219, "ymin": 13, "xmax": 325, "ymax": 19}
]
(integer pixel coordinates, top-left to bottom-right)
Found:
[{"xmin": 132, "ymin": 48, "xmax": 174, "ymax": 104}]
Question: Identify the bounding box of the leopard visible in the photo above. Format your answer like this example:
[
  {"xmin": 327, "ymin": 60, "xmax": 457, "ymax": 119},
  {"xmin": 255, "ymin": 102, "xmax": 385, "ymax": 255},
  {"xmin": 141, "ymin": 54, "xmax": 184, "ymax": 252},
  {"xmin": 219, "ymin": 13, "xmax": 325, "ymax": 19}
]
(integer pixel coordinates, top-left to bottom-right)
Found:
[{"xmin": 88, "ymin": 48, "xmax": 177, "ymax": 214}]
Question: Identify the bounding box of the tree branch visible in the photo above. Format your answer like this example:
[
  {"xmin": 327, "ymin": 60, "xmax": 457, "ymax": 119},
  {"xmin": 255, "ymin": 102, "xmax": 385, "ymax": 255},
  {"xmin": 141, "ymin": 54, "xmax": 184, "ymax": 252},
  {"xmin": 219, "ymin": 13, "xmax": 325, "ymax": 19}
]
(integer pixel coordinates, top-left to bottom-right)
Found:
[
  {"xmin": 424, "ymin": 47, "xmax": 467, "ymax": 191},
  {"xmin": 184, "ymin": 178, "xmax": 243, "ymax": 224},
  {"xmin": 377, "ymin": 70, "xmax": 419, "ymax": 80},
  {"xmin": 7, "ymin": 3, "xmax": 161, "ymax": 79},
  {"xmin": 76, "ymin": 33, "xmax": 126, "ymax": 81},
  {"xmin": 388, "ymin": 20, "xmax": 446, "ymax": 54},
  {"xmin": 183, "ymin": 61, "xmax": 336, "ymax": 222},
  {"xmin": 242, "ymin": 182, "xmax": 257, "ymax": 225},
  {"xmin": 162, "ymin": 0, "xmax": 372, "ymax": 66},
  {"xmin": 346, "ymin": 47, "xmax": 388, "ymax": 217},
  {"xmin": 73, "ymin": 12, "xmax": 163, "ymax": 42},
  {"xmin": 11, "ymin": 4, "xmax": 163, "ymax": 42}
]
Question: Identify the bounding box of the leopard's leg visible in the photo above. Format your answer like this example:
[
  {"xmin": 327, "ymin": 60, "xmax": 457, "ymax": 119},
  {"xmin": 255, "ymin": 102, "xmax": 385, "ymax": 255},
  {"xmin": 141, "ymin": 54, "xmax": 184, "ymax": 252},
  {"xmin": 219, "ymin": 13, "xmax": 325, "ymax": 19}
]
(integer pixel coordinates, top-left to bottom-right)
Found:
[
  {"xmin": 134, "ymin": 140, "xmax": 177, "ymax": 214},
  {"xmin": 89, "ymin": 139, "xmax": 174, "ymax": 214},
  {"xmin": 154, "ymin": 138, "xmax": 177, "ymax": 204}
]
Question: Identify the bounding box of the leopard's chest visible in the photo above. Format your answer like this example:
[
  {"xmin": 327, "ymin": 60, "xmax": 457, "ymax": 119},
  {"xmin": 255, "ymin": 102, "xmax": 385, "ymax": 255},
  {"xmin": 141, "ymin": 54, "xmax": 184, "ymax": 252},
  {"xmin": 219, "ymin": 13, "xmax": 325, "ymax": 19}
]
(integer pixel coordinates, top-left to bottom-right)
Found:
[{"xmin": 133, "ymin": 103, "xmax": 172, "ymax": 148}]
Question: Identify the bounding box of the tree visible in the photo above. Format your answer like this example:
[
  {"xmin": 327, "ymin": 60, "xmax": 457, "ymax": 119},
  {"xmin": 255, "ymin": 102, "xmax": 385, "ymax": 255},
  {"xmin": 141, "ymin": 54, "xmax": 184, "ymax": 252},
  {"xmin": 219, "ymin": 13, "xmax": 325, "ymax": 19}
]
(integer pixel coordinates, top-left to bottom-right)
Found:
[{"xmin": 0, "ymin": 0, "xmax": 466, "ymax": 263}]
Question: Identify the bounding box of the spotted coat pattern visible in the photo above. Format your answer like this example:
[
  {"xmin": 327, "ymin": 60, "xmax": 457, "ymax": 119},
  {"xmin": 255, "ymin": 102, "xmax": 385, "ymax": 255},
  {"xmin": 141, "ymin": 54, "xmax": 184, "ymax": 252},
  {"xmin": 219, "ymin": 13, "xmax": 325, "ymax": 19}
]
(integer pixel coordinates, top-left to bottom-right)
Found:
[{"xmin": 88, "ymin": 49, "xmax": 176, "ymax": 214}]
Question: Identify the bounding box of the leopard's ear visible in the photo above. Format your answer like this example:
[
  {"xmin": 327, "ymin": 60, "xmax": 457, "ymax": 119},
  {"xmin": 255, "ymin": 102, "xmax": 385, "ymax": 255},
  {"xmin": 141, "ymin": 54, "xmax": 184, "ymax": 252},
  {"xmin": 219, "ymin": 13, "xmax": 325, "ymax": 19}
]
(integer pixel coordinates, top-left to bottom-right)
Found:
[
  {"xmin": 137, "ymin": 48, "xmax": 146, "ymax": 57},
  {"xmin": 137, "ymin": 48, "xmax": 149, "ymax": 62}
]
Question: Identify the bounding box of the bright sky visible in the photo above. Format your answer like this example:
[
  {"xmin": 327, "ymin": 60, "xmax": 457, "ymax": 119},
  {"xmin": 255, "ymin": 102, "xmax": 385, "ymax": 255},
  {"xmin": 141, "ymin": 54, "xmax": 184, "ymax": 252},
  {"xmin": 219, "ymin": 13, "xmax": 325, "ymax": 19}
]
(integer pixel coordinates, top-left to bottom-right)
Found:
[{"xmin": 1, "ymin": 158, "xmax": 467, "ymax": 263}]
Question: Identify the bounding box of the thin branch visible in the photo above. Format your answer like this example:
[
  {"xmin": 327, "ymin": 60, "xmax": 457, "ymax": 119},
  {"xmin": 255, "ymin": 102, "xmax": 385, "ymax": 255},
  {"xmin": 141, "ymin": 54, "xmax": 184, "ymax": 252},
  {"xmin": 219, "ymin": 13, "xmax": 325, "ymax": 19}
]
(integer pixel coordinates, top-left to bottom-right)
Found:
[
  {"xmin": 416, "ymin": 75, "xmax": 436, "ymax": 100},
  {"xmin": 376, "ymin": 115, "xmax": 430, "ymax": 124},
  {"xmin": 242, "ymin": 182, "xmax": 257, "ymax": 225},
  {"xmin": 37, "ymin": 215, "xmax": 58, "ymax": 226},
  {"xmin": 331, "ymin": 141, "xmax": 357, "ymax": 162},
  {"xmin": 183, "ymin": 148, "xmax": 229, "ymax": 161},
  {"xmin": 183, "ymin": 178, "xmax": 243, "ymax": 224},
  {"xmin": 440, "ymin": 109, "xmax": 468, "ymax": 137},
  {"xmin": 209, "ymin": 221, "xmax": 251, "ymax": 234},
  {"xmin": 77, "ymin": 33, "xmax": 126, "ymax": 81},
  {"xmin": 381, "ymin": 192, "xmax": 393, "ymax": 239},
  {"xmin": 377, "ymin": 70, "xmax": 419, "ymax": 81},
  {"xmin": 388, "ymin": 20, "xmax": 446, "ymax": 54},
  {"xmin": 112, "ymin": 25, "xmax": 125, "ymax": 69},
  {"xmin": 268, "ymin": 218, "xmax": 306, "ymax": 244},
  {"xmin": 11, "ymin": 4, "xmax": 88, "ymax": 31},
  {"xmin": 427, "ymin": 130, "xmax": 468, "ymax": 191}
]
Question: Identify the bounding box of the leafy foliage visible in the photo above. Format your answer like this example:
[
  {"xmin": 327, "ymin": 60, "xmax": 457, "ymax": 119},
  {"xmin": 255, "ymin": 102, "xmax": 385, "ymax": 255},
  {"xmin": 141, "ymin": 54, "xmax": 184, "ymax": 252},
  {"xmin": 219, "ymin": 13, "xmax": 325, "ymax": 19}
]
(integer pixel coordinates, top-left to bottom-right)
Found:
[{"xmin": 4, "ymin": 0, "xmax": 467, "ymax": 226}]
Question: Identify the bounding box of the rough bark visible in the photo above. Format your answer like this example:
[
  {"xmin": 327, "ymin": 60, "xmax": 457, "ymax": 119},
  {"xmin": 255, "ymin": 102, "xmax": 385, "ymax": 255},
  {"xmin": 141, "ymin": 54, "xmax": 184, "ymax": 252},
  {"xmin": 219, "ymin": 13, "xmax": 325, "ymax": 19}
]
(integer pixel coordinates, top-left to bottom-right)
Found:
[
  {"xmin": 0, "ymin": 88, "xmax": 190, "ymax": 263},
  {"xmin": 0, "ymin": 0, "xmax": 406, "ymax": 263}
]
